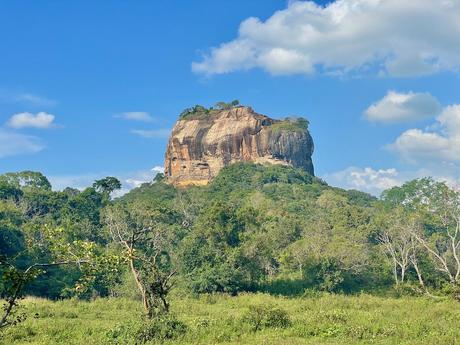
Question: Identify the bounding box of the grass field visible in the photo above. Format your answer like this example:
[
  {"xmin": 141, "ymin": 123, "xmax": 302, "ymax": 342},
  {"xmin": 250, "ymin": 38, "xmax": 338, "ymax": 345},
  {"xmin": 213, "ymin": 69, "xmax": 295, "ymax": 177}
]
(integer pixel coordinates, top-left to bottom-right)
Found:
[{"xmin": 2, "ymin": 293, "xmax": 459, "ymax": 344}]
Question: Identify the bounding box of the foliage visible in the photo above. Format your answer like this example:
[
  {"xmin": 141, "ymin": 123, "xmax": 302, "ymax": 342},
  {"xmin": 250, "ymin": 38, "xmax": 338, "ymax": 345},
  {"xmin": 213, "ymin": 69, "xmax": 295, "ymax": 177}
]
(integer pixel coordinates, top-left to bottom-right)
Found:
[
  {"xmin": 241, "ymin": 304, "xmax": 291, "ymax": 331},
  {"xmin": 107, "ymin": 314, "xmax": 187, "ymax": 344},
  {"xmin": 214, "ymin": 100, "xmax": 240, "ymax": 110},
  {"xmin": 0, "ymin": 224, "xmax": 111, "ymax": 330},
  {"xmin": 0, "ymin": 172, "xmax": 122, "ymax": 331},
  {"xmin": 179, "ymin": 105, "xmax": 211, "ymax": 120},
  {"xmin": 103, "ymin": 201, "xmax": 182, "ymax": 317},
  {"xmin": 2, "ymin": 165, "xmax": 460, "ymax": 340},
  {"xmin": 92, "ymin": 177, "xmax": 121, "ymax": 198},
  {"xmin": 270, "ymin": 117, "xmax": 309, "ymax": 134},
  {"xmin": 0, "ymin": 171, "xmax": 51, "ymax": 192},
  {"xmin": 179, "ymin": 100, "xmax": 241, "ymax": 120}
]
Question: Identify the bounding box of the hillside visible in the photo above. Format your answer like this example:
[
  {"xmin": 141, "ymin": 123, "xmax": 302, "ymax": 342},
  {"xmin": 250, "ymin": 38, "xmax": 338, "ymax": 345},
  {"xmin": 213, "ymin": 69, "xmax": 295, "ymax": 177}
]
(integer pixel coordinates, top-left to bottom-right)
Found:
[{"xmin": 123, "ymin": 163, "xmax": 378, "ymax": 294}]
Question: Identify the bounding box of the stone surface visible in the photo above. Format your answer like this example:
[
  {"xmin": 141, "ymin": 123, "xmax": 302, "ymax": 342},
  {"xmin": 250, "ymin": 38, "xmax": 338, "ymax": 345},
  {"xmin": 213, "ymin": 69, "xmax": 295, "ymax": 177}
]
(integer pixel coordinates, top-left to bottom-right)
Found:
[{"xmin": 164, "ymin": 106, "xmax": 314, "ymax": 186}]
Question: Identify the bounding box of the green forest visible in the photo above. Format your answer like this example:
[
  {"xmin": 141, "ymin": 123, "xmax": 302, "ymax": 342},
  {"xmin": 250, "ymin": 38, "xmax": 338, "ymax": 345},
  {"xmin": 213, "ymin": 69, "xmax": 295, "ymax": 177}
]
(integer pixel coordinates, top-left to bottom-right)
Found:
[{"xmin": 1, "ymin": 164, "xmax": 460, "ymax": 344}]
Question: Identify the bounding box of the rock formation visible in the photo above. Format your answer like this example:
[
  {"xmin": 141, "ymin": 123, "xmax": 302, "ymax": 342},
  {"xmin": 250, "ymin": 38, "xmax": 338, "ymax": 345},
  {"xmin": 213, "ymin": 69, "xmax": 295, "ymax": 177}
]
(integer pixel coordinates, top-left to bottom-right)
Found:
[{"xmin": 164, "ymin": 106, "xmax": 314, "ymax": 186}]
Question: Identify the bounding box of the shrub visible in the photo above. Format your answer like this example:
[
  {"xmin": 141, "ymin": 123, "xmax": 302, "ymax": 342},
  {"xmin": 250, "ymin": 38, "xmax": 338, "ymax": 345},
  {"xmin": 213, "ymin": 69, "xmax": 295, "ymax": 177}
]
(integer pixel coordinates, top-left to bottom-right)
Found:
[
  {"xmin": 179, "ymin": 105, "xmax": 210, "ymax": 119},
  {"xmin": 106, "ymin": 314, "xmax": 187, "ymax": 344},
  {"xmin": 136, "ymin": 316, "xmax": 187, "ymax": 343},
  {"xmin": 391, "ymin": 283, "xmax": 422, "ymax": 297},
  {"xmin": 241, "ymin": 304, "xmax": 291, "ymax": 331},
  {"xmin": 270, "ymin": 117, "xmax": 309, "ymax": 134},
  {"xmin": 439, "ymin": 283, "xmax": 460, "ymax": 301}
]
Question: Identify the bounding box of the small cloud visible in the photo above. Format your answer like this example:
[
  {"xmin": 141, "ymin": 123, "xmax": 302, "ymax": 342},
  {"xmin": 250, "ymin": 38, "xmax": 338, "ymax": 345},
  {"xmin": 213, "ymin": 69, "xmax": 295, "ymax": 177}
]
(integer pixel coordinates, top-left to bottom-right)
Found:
[
  {"xmin": 364, "ymin": 91, "xmax": 442, "ymax": 124},
  {"xmin": 324, "ymin": 166, "xmax": 402, "ymax": 196},
  {"xmin": 152, "ymin": 166, "xmax": 164, "ymax": 174},
  {"xmin": 131, "ymin": 129, "xmax": 170, "ymax": 138},
  {"xmin": 115, "ymin": 111, "xmax": 154, "ymax": 122},
  {"xmin": 7, "ymin": 112, "xmax": 56, "ymax": 129},
  {"xmin": 0, "ymin": 129, "xmax": 44, "ymax": 158},
  {"xmin": 13, "ymin": 93, "xmax": 57, "ymax": 107}
]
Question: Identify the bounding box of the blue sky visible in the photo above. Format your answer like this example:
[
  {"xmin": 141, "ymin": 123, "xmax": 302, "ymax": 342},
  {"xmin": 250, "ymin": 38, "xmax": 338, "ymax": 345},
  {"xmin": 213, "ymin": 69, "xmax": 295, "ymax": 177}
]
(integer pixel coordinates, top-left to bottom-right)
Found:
[{"xmin": 1, "ymin": 0, "xmax": 459, "ymax": 195}]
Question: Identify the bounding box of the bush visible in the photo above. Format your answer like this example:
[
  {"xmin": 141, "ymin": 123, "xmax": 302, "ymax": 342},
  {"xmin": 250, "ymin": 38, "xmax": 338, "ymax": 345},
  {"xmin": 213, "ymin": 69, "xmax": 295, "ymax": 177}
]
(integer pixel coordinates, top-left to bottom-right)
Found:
[
  {"xmin": 179, "ymin": 105, "xmax": 210, "ymax": 119},
  {"xmin": 391, "ymin": 283, "xmax": 423, "ymax": 297},
  {"xmin": 136, "ymin": 316, "xmax": 187, "ymax": 343},
  {"xmin": 106, "ymin": 315, "xmax": 187, "ymax": 344},
  {"xmin": 241, "ymin": 304, "xmax": 291, "ymax": 331},
  {"xmin": 439, "ymin": 283, "xmax": 460, "ymax": 301},
  {"xmin": 270, "ymin": 117, "xmax": 309, "ymax": 134}
]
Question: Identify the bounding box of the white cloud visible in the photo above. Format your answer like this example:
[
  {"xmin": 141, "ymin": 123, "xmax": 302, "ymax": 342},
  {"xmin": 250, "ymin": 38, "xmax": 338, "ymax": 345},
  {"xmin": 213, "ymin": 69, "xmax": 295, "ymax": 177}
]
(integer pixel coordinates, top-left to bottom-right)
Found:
[
  {"xmin": 324, "ymin": 165, "xmax": 460, "ymax": 196},
  {"xmin": 192, "ymin": 0, "xmax": 460, "ymax": 77},
  {"xmin": 152, "ymin": 166, "xmax": 164, "ymax": 174},
  {"xmin": 389, "ymin": 104, "xmax": 460, "ymax": 163},
  {"xmin": 365, "ymin": 91, "xmax": 442, "ymax": 124},
  {"xmin": 13, "ymin": 93, "xmax": 56, "ymax": 107},
  {"xmin": 0, "ymin": 91, "xmax": 57, "ymax": 107},
  {"xmin": 7, "ymin": 112, "xmax": 55, "ymax": 129},
  {"xmin": 115, "ymin": 112, "xmax": 154, "ymax": 122},
  {"xmin": 0, "ymin": 129, "xmax": 44, "ymax": 158},
  {"xmin": 131, "ymin": 129, "xmax": 170, "ymax": 138},
  {"xmin": 48, "ymin": 167, "xmax": 164, "ymax": 197},
  {"xmin": 324, "ymin": 166, "xmax": 402, "ymax": 196}
]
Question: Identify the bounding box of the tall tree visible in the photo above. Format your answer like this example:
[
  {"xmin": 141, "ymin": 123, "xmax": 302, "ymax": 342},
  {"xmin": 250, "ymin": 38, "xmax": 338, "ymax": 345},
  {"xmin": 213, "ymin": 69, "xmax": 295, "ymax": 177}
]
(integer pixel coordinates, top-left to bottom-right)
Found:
[
  {"xmin": 376, "ymin": 208, "xmax": 424, "ymax": 287},
  {"xmin": 384, "ymin": 178, "xmax": 460, "ymax": 286},
  {"xmin": 92, "ymin": 177, "xmax": 122, "ymax": 198}
]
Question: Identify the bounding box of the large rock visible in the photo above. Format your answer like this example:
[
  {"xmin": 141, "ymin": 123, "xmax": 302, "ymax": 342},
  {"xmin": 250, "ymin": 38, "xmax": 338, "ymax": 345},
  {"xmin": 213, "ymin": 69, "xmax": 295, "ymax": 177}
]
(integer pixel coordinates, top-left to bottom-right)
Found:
[{"xmin": 164, "ymin": 106, "xmax": 314, "ymax": 186}]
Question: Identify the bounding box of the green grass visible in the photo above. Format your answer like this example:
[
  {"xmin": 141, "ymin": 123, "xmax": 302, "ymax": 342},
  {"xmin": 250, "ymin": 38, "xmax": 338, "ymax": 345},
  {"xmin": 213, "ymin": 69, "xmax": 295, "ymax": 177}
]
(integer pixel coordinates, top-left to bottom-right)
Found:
[
  {"xmin": 270, "ymin": 118, "xmax": 309, "ymax": 134},
  {"xmin": 2, "ymin": 293, "xmax": 459, "ymax": 344}
]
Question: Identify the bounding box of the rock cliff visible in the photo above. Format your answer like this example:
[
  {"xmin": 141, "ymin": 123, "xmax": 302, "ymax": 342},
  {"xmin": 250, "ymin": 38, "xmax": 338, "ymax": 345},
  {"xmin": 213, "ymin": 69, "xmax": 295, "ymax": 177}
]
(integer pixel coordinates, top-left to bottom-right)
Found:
[{"xmin": 164, "ymin": 106, "xmax": 314, "ymax": 186}]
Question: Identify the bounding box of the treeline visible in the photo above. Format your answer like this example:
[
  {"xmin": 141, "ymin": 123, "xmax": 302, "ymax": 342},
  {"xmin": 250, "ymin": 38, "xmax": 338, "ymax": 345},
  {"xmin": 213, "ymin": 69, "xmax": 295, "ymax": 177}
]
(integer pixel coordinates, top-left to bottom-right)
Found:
[
  {"xmin": 179, "ymin": 100, "xmax": 240, "ymax": 119},
  {"xmin": 1, "ymin": 164, "xmax": 460, "ymax": 325}
]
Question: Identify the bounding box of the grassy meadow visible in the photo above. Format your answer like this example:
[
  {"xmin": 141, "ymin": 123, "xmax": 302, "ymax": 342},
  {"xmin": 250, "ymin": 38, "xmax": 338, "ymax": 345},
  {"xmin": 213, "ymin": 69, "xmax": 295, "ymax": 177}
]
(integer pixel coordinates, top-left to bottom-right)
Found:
[{"xmin": 2, "ymin": 293, "xmax": 459, "ymax": 345}]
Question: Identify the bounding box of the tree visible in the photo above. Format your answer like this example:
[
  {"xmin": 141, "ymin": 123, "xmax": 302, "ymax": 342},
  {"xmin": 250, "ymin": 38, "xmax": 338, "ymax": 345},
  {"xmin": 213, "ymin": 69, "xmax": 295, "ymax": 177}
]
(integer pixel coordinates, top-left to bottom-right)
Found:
[
  {"xmin": 296, "ymin": 190, "xmax": 372, "ymax": 291},
  {"xmin": 1, "ymin": 171, "xmax": 51, "ymax": 191},
  {"xmin": 179, "ymin": 201, "xmax": 253, "ymax": 294},
  {"xmin": 412, "ymin": 183, "xmax": 460, "ymax": 285},
  {"xmin": 0, "ymin": 180, "xmax": 23, "ymax": 201},
  {"xmin": 92, "ymin": 177, "xmax": 121, "ymax": 197},
  {"xmin": 0, "ymin": 226, "xmax": 103, "ymax": 330},
  {"xmin": 215, "ymin": 101, "xmax": 233, "ymax": 110},
  {"xmin": 103, "ymin": 202, "xmax": 178, "ymax": 317},
  {"xmin": 62, "ymin": 187, "xmax": 80, "ymax": 197},
  {"xmin": 383, "ymin": 178, "xmax": 460, "ymax": 287},
  {"xmin": 376, "ymin": 208, "xmax": 424, "ymax": 287}
]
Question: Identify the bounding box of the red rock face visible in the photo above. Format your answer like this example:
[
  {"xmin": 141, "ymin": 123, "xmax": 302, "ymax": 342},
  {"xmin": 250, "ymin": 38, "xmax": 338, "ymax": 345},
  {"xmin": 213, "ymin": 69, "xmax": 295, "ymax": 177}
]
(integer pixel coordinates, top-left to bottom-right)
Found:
[{"xmin": 164, "ymin": 106, "xmax": 314, "ymax": 186}]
